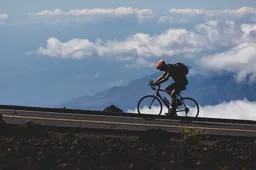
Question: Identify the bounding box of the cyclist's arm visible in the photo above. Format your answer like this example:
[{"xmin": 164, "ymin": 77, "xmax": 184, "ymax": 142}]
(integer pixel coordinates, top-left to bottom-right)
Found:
[
  {"xmin": 153, "ymin": 72, "xmax": 169, "ymax": 85},
  {"xmin": 154, "ymin": 72, "xmax": 167, "ymax": 82}
]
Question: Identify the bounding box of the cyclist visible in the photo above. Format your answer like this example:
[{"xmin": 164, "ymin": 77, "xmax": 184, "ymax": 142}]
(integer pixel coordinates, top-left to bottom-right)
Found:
[{"xmin": 151, "ymin": 60, "xmax": 188, "ymax": 116}]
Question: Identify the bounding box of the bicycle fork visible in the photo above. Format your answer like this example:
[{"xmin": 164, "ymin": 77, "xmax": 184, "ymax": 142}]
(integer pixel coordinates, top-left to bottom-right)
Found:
[{"xmin": 148, "ymin": 94, "xmax": 157, "ymax": 109}]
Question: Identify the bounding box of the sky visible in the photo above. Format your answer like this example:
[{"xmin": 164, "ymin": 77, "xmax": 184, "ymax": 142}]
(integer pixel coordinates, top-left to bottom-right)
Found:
[
  {"xmin": 0, "ymin": 0, "xmax": 256, "ymax": 107},
  {"xmin": 2, "ymin": 0, "xmax": 255, "ymax": 15}
]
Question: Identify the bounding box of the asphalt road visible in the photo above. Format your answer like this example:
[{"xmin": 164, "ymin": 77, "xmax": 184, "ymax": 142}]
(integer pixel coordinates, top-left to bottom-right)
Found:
[{"xmin": 1, "ymin": 108, "xmax": 256, "ymax": 137}]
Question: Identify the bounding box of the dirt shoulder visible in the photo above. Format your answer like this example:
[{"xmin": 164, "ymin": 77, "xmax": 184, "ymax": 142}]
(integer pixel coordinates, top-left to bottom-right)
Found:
[{"xmin": 0, "ymin": 121, "xmax": 255, "ymax": 170}]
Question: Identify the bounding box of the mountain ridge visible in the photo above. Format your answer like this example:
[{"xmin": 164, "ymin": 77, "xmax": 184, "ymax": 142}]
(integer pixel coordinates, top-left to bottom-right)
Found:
[{"xmin": 59, "ymin": 71, "xmax": 256, "ymax": 111}]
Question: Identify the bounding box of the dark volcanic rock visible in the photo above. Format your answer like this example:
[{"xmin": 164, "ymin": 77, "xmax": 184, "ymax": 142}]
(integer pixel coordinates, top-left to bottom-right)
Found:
[
  {"xmin": 16, "ymin": 121, "xmax": 48, "ymax": 137},
  {"xmin": 0, "ymin": 124, "xmax": 256, "ymax": 170},
  {"xmin": 103, "ymin": 105, "xmax": 123, "ymax": 112},
  {"xmin": 139, "ymin": 129, "xmax": 172, "ymax": 145},
  {"xmin": 0, "ymin": 113, "xmax": 8, "ymax": 135}
]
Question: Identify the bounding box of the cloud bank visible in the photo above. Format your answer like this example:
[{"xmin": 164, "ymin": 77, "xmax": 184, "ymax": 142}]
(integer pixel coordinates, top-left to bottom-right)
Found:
[
  {"xmin": 4, "ymin": 7, "xmax": 256, "ymax": 26},
  {"xmin": 200, "ymin": 42, "xmax": 256, "ymax": 83},
  {"xmin": 32, "ymin": 7, "xmax": 152, "ymax": 16},
  {"xmin": 168, "ymin": 7, "xmax": 256, "ymax": 15},
  {"xmin": 127, "ymin": 99, "xmax": 256, "ymax": 121},
  {"xmin": 30, "ymin": 18, "xmax": 256, "ymax": 81},
  {"xmin": 30, "ymin": 7, "xmax": 256, "ymax": 25},
  {"xmin": 158, "ymin": 7, "xmax": 256, "ymax": 24},
  {"xmin": 33, "ymin": 21, "xmax": 244, "ymax": 58},
  {"xmin": 30, "ymin": 7, "xmax": 152, "ymax": 23}
]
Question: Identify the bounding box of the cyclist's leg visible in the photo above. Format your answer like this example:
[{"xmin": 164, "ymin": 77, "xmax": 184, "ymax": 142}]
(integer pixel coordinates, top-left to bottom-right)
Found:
[
  {"xmin": 165, "ymin": 83, "xmax": 175, "ymax": 96},
  {"xmin": 166, "ymin": 83, "xmax": 177, "ymax": 105},
  {"xmin": 174, "ymin": 85, "xmax": 183, "ymax": 106},
  {"xmin": 176, "ymin": 78, "xmax": 187, "ymax": 106},
  {"xmin": 171, "ymin": 86, "xmax": 181, "ymax": 112},
  {"xmin": 172, "ymin": 78, "xmax": 188, "ymax": 108},
  {"xmin": 165, "ymin": 83, "xmax": 177, "ymax": 115}
]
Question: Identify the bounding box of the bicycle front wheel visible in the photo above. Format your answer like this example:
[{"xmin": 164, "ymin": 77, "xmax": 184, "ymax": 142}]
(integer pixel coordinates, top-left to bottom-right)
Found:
[
  {"xmin": 137, "ymin": 95, "xmax": 162, "ymax": 120},
  {"xmin": 176, "ymin": 97, "xmax": 199, "ymax": 118}
]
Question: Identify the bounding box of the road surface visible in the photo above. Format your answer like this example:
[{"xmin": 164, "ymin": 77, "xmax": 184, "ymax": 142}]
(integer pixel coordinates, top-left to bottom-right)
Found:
[{"xmin": 1, "ymin": 108, "xmax": 256, "ymax": 137}]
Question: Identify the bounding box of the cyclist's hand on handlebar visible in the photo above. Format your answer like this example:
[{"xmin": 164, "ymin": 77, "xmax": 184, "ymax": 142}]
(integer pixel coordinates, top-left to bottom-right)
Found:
[
  {"xmin": 149, "ymin": 80, "xmax": 160, "ymax": 87},
  {"xmin": 151, "ymin": 81, "xmax": 160, "ymax": 87},
  {"xmin": 150, "ymin": 81, "xmax": 155, "ymax": 86},
  {"xmin": 148, "ymin": 80, "xmax": 153, "ymax": 86}
]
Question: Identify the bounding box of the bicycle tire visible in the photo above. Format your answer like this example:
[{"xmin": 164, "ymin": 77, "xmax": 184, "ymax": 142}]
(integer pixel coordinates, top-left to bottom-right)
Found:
[
  {"xmin": 137, "ymin": 95, "xmax": 162, "ymax": 120},
  {"xmin": 176, "ymin": 97, "xmax": 199, "ymax": 118}
]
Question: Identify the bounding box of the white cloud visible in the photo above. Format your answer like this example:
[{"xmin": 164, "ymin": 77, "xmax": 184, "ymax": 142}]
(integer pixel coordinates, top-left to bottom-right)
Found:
[
  {"xmin": 34, "ymin": 9, "xmax": 63, "ymax": 16},
  {"xmin": 30, "ymin": 20, "xmax": 246, "ymax": 59},
  {"xmin": 32, "ymin": 7, "xmax": 152, "ymax": 16},
  {"xmin": 31, "ymin": 21, "xmax": 232, "ymax": 59},
  {"xmin": 168, "ymin": 7, "xmax": 256, "ymax": 15},
  {"xmin": 241, "ymin": 24, "xmax": 256, "ymax": 36},
  {"xmin": 127, "ymin": 99, "xmax": 256, "ymax": 121},
  {"xmin": 157, "ymin": 15, "xmax": 198, "ymax": 25},
  {"xmin": 31, "ymin": 28, "xmax": 209, "ymax": 63},
  {"xmin": 30, "ymin": 7, "xmax": 152, "ymax": 23},
  {"xmin": 31, "ymin": 7, "xmax": 256, "ymax": 25},
  {"xmin": 29, "ymin": 16, "xmax": 256, "ymax": 81},
  {"xmin": 169, "ymin": 8, "xmax": 206, "ymax": 15},
  {"xmin": 0, "ymin": 14, "xmax": 8, "ymax": 20},
  {"xmin": 127, "ymin": 105, "xmax": 168, "ymax": 116},
  {"xmin": 158, "ymin": 7, "xmax": 256, "ymax": 24},
  {"xmin": 198, "ymin": 99, "xmax": 256, "ymax": 120},
  {"xmin": 200, "ymin": 42, "xmax": 256, "ymax": 83},
  {"xmin": 196, "ymin": 23, "xmax": 256, "ymax": 82},
  {"xmin": 157, "ymin": 16, "xmax": 174, "ymax": 24}
]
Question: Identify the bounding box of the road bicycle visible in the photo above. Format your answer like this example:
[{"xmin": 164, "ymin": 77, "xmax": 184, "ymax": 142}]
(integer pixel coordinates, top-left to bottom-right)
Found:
[{"xmin": 137, "ymin": 80, "xmax": 199, "ymax": 120}]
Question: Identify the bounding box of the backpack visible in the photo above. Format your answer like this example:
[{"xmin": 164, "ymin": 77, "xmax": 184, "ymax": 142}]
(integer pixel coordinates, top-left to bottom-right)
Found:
[{"xmin": 174, "ymin": 62, "xmax": 189, "ymax": 75}]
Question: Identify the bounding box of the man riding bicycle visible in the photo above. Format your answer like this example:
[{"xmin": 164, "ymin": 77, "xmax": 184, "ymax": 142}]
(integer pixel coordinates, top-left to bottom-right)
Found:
[{"xmin": 151, "ymin": 60, "xmax": 188, "ymax": 116}]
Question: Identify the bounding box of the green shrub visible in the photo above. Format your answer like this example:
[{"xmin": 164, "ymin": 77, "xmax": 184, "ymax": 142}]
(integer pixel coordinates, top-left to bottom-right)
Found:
[{"xmin": 180, "ymin": 127, "xmax": 202, "ymax": 143}]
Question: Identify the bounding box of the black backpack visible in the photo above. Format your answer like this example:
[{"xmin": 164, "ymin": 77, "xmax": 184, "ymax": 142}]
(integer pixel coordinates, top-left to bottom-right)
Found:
[{"xmin": 174, "ymin": 62, "xmax": 189, "ymax": 75}]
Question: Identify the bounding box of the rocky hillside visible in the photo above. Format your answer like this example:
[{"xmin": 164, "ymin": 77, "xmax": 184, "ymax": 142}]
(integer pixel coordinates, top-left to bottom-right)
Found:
[{"xmin": 0, "ymin": 119, "xmax": 255, "ymax": 170}]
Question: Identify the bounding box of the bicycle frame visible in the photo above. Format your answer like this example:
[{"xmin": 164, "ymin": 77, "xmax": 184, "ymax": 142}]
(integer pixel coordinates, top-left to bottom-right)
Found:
[
  {"xmin": 150, "ymin": 85, "xmax": 171, "ymax": 109},
  {"xmin": 149, "ymin": 84, "xmax": 188, "ymax": 113}
]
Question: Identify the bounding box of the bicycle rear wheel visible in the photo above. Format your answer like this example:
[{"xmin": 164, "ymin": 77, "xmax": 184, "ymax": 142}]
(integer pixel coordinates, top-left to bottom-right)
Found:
[
  {"xmin": 137, "ymin": 95, "xmax": 162, "ymax": 120},
  {"xmin": 176, "ymin": 97, "xmax": 199, "ymax": 118}
]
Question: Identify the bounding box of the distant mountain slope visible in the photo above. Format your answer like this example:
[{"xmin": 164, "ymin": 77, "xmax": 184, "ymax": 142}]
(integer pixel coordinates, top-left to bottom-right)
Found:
[{"xmin": 59, "ymin": 72, "xmax": 256, "ymax": 111}]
